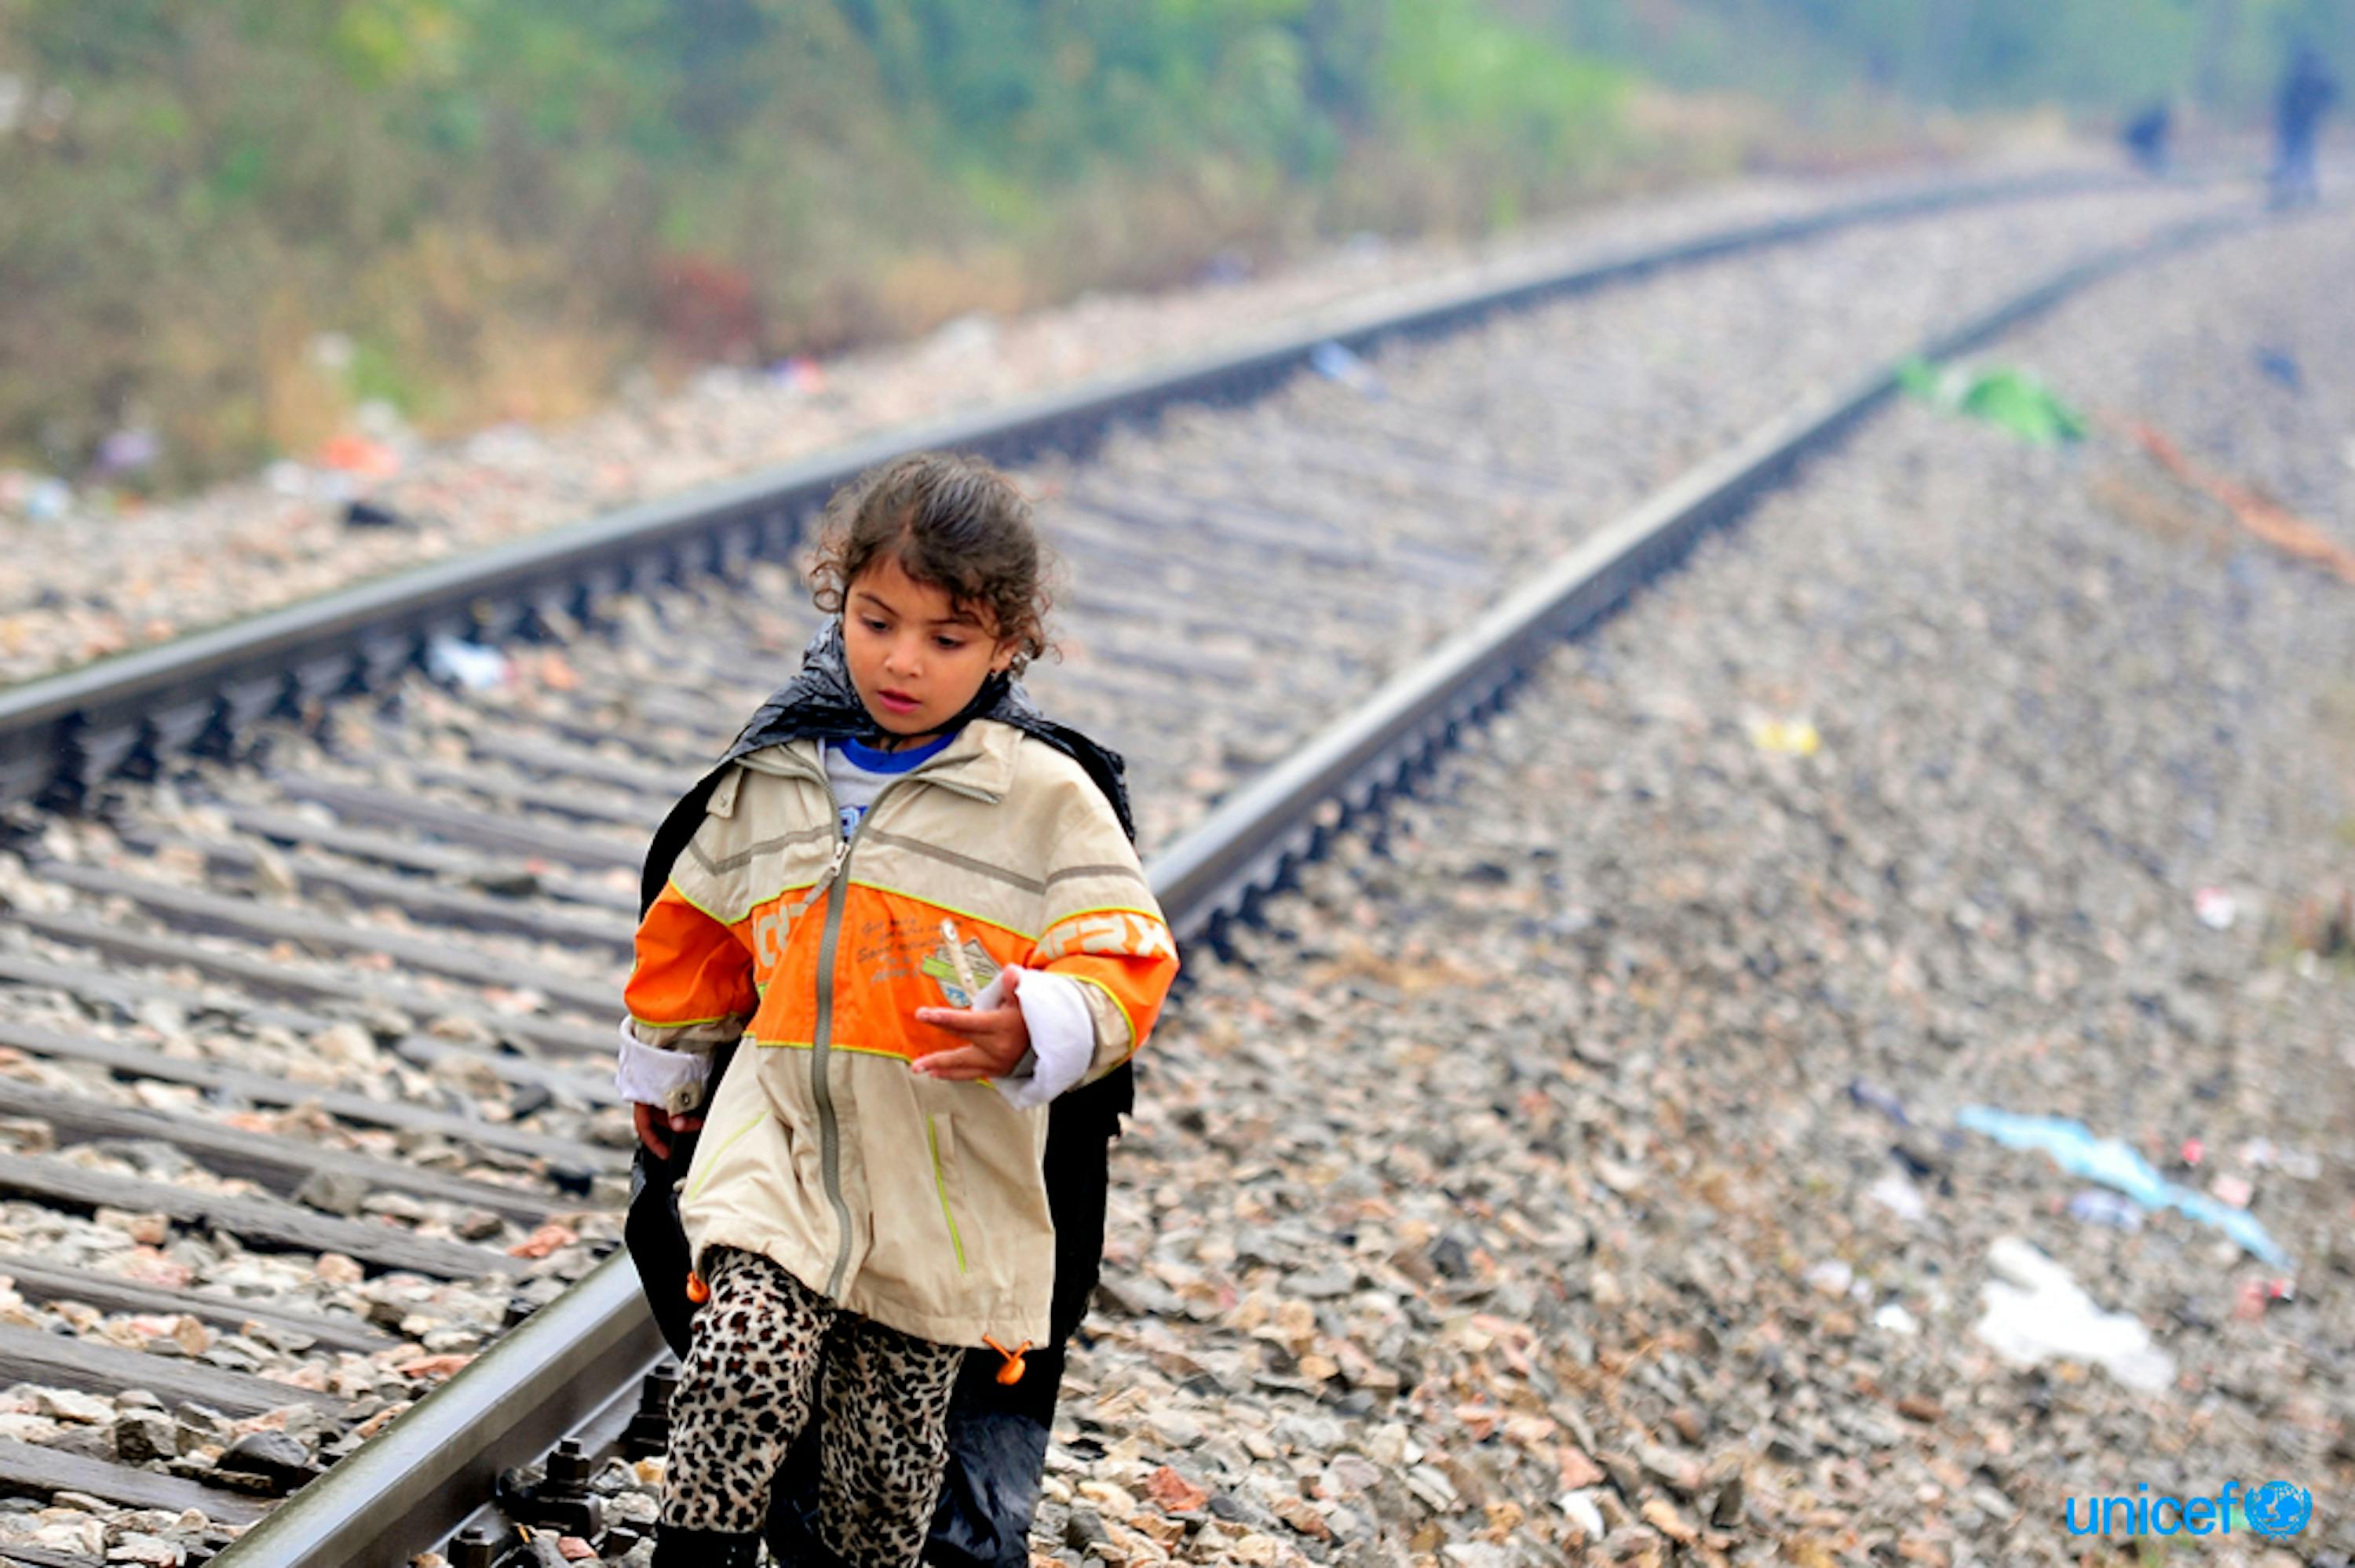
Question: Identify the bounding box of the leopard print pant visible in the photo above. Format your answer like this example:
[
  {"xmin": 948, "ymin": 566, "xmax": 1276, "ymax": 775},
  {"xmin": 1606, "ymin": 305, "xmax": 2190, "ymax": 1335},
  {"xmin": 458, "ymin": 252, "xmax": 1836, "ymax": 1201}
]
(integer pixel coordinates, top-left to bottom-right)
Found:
[{"xmin": 663, "ymin": 1247, "xmax": 964, "ymax": 1566}]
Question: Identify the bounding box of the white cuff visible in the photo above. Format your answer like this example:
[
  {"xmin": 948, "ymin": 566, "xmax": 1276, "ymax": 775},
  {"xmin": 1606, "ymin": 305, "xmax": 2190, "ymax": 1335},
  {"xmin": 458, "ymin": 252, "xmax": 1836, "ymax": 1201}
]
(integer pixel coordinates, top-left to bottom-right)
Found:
[
  {"xmin": 993, "ymin": 968, "xmax": 1097, "ymax": 1110},
  {"xmin": 614, "ymin": 1021, "xmax": 713, "ymax": 1116}
]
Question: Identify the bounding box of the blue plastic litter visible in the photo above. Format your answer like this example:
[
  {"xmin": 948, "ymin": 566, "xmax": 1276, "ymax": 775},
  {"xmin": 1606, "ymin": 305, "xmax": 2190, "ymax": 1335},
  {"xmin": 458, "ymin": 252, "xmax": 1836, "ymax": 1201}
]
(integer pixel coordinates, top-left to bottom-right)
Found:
[
  {"xmin": 2066, "ymin": 1189, "xmax": 2145, "ymax": 1231},
  {"xmin": 2255, "ymin": 346, "xmax": 2303, "ymax": 392},
  {"xmin": 94, "ymin": 427, "xmax": 162, "ymax": 476},
  {"xmin": 1956, "ymin": 1106, "xmax": 2291, "ymax": 1270},
  {"xmin": 1308, "ymin": 341, "xmax": 1382, "ymax": 396},
  {"xmin": 24, "ymin": 477, "xmax": 71, "ymax": 523},
  {"xmin": 424, "ymin": 635, "xmax": 510, "ymax": 692},
  {"xmin": 1846, "ymin": 1079, "xmax": 1912, "ymax": 1127}
]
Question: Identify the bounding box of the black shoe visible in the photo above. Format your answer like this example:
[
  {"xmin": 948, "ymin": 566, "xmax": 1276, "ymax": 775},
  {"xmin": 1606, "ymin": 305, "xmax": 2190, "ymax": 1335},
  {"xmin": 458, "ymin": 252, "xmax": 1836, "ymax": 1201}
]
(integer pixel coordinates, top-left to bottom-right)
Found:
[{"xmin": 651, "ymin": 1522, "xmax": 763, "ymax": 1566}]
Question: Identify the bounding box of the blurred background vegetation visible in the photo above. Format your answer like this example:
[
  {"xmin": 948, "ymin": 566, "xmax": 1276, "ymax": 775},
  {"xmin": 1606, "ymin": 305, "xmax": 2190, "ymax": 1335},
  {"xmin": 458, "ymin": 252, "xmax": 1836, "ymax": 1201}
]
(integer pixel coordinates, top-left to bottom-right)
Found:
[{"xmin": 0, "ymin": 0, "xmax": 2344, "ymax": 491}]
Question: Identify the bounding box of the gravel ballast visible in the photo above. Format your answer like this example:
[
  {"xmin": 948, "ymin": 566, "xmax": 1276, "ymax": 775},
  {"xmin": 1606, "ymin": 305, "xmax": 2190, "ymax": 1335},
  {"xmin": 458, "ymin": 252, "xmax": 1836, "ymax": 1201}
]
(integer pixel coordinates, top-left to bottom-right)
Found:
[
  {"xmin": 1, "ymin": 181, "xmax": 2333, "ymax": 1564},
  {"xmin": 1031, "ymin": 206, "xmax": 2355, "ymax": 1566}
]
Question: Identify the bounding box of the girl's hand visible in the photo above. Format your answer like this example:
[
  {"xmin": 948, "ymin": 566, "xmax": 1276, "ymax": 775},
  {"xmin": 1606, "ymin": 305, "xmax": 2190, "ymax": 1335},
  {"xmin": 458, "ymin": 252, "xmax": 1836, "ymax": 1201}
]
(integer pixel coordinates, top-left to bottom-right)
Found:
[
  {"xmin": 634, "ymin": 1103, "xmax": 705, "ymax": 1161},
  {"xmin": 912, "ymin": 967, "xmax": 1031, "ymax": 1081}
]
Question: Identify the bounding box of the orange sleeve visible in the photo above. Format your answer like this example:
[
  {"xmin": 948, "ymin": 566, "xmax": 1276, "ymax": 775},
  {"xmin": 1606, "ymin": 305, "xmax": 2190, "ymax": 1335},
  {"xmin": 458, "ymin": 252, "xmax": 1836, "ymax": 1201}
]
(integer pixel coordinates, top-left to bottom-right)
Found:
[
  {"xmin": 1029, "ymin": 907, "xmax": 1179, "ymax": 1079},
  {"xmin": 624, "ymin": 884, "xmax": 758, "ymax": 1043}
]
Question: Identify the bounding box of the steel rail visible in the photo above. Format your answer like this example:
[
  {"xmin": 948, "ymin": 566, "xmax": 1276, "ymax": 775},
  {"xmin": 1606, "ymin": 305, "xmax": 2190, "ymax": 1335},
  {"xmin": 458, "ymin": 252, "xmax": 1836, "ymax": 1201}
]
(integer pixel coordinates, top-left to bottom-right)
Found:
[
  {"xmin": 0, "ymin": 166, "xmax": 2144, "ymax": 809},
  {"xmin": 212, "ymin": 197, "xmax": 2255, "ymax": 1568},
  {"xmin": 1148, "ymin": 207, "xmax": 2256, "ymax": 946}
]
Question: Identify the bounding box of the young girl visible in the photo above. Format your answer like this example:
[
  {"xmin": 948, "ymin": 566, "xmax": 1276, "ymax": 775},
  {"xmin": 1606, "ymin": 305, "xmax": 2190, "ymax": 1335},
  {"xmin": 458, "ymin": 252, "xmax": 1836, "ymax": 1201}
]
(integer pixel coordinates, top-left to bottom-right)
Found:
[{"xmin": 616, "ymin": 451, "xmax": 1179, "ymax": 1567}]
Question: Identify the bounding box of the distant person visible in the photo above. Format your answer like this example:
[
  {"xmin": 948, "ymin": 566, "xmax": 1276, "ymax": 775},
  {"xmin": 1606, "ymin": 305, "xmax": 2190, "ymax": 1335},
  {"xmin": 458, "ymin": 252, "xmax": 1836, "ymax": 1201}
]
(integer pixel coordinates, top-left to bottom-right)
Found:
[
  {"xmin": 2123, "ymin": 102, "xmax": 2172, "ymax": 175},
  {"xmin": 2272, "ymin": 44, "xmax": 2339, "ymax": 208}
]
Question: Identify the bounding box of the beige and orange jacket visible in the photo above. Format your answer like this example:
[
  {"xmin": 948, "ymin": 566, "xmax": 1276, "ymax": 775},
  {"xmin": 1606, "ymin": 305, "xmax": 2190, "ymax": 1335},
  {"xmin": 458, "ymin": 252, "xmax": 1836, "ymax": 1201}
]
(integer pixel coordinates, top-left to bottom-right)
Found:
[{"xmin": 622, "ymin": 720, "xmax": 1178, "ymax": 1348}]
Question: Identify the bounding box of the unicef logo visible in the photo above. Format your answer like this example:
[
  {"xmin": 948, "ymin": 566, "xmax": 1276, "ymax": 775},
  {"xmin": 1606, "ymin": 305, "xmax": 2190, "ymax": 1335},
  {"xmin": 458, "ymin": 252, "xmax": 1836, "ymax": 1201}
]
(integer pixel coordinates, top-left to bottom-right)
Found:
[
  {"xmin": 2247, "ymin": 1479, "xmax": 2313, "ymax": 1539},
  {"xmin": 2061, "ymin": 1478, "xmax": 2314, "ymax": 1539}
]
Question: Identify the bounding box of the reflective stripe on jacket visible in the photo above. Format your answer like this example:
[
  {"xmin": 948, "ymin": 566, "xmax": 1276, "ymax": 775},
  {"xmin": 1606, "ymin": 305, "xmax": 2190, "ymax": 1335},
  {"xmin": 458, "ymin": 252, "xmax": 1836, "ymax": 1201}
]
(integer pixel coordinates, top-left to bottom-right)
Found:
[{"xmin": 623, "ymin": 719, "xmax": 1178, "ymax": 1347}]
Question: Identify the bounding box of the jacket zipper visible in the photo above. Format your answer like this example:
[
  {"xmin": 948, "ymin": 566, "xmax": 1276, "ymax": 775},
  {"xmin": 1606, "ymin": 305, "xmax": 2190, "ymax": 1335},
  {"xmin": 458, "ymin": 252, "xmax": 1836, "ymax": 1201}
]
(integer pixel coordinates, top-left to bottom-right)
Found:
[
  {"xmin": 810, "ymin": 793, "xmax": 864, "ymax": 1300},
  {"xmin": 783, "ymin": 742, "xmax": 999, "ymax": 1302}
]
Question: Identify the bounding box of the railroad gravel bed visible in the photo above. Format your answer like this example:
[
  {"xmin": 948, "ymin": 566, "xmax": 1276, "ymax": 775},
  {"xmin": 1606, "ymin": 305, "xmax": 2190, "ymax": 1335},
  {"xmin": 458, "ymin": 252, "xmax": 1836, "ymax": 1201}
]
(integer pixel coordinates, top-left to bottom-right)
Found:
[
  {"xmin": 0, "ymin": 181, "xmax": 2258, "ymax": 1558},
  {"xmin": 1017, "ymin": 208, "xmax": 2355, "ymax": 1567},
  {"xmin": 0, "ymin": 155, "xmax": 2123, "ymax": 690}
]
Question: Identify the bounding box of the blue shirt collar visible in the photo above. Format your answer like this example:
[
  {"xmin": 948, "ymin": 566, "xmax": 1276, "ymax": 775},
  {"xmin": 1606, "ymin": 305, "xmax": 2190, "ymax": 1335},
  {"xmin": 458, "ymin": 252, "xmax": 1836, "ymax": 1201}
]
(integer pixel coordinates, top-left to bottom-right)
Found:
[{"xmin": 835, "ymin": 729, "xmax": 960, "ymax": 774}]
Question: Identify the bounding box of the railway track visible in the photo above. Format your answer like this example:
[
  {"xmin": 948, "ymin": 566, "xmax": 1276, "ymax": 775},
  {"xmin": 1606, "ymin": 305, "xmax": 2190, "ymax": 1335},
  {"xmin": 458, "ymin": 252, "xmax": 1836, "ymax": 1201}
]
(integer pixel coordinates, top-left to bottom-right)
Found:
[{"xmin": 0, "ymin": 172, "xmax": 2245, "ymax": 1567}]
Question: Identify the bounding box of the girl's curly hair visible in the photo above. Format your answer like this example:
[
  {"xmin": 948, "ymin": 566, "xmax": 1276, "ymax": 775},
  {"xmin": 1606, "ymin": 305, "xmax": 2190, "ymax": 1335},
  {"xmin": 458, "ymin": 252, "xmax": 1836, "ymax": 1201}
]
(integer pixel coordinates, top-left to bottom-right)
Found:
[{"xmin": 809, "ymin": 451, "xmax": 1054, "ymax": 673}]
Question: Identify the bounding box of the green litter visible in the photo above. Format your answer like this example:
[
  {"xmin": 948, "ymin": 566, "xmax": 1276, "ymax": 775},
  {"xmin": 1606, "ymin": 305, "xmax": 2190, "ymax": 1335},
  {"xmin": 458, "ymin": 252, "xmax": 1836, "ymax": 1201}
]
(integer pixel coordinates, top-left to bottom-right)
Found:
[{"xmin": 1897, "ymin": 357, "xmax": 2087, "ymax": 446}]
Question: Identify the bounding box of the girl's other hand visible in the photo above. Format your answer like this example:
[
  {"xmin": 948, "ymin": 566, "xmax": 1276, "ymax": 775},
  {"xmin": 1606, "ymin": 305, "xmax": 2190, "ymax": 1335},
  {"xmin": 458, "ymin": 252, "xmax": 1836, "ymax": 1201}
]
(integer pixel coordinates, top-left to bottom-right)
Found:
[
  {"xmin": 634, "ymin": 1103, "xmax": 705, "ymax": 1161},
  {"xmin": 913, "ymin": 966, "xmax": 1031, "ymax": 1081}
]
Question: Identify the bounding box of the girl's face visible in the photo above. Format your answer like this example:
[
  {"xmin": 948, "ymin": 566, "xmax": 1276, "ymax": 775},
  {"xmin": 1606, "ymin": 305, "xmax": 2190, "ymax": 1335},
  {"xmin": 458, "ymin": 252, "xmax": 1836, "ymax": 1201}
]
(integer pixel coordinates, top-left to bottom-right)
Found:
[{"xmin": 842, "ymin": 553, "xmax": 1015, "ymax": 745}]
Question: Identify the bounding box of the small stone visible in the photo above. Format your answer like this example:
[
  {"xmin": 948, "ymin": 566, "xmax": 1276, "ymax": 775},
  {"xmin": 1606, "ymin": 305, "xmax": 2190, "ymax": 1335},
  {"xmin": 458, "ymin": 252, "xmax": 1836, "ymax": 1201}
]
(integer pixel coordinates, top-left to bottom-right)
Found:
[
  {"xmin": 1968, "ymin": 1486, "xmax": 2016, "ymax": 1521},
  {"xmin": 1290, "ymin": 1264, "xmax": 1356, "ymax": 1299},
  {"xmin": 105, "ymin": 1533, "xmax": 182, "ymax": 1567},
  {"xmin": 1143, "ymin": 1467, "xmax": 1208, "ymax": 1515},
  {"xmin": 1896, "ymin": 1536, "xmax": 1950, "ymax": 1568},
  {"xmin": 1641, "ymin": 1497, "xmax": 1699, "ymax": 1545},
  {"xmin": 1097, "ymin": 1276, "xmax": 1186, "ymax": 1318},
  {"xmin": 353, "ymin": 1402, "xmax": 411, "ymax": 1439},
  {"xmin": 1403, "ymin": 1464, "xmax": 1459, "ymax": 1512},
  {"xmin": 94, "ymin": 1207, "xmax": 173, "ymax": 1245},
  {"xmin": 33, "ymin": 1519, "xmax": 106, "ymax": 1555},
  {"xmin": 1269, "ymin": 1495, "xmax": 1330, "ymax": 1540},
  {"xmin": 1145, "ymin": 1410, "xmax": 1203, "ymax": 1449},
  {"xmin": 212, "ymin": 1430, "xmax": 313, "ymax": 1495},
  {"xmin": 1131, "ymin": 1511, "xmax": 1187, "ymax": 1550},
  {"xmin": 51, "ymin": 1423, "xmax": 118, "ymax": 1460},
  {"xmin": 1612, "ymin": 1528, "xmax": 1667, "ymax": 1568},
  {"xmin": 1640, "ymin": 1444, "xmax": 1704, "ymax": 1500},
  {"xmin": 199, "ymin": 1342, "xmax": 259, "ymax": 1374},
  {"xmin": 1592, "ymin": 1157, "xmax": 1644, "ymax": 1195},
  {"xmin": 1075, "ymin": 1482, "xmax": 1137, "ymax": 1522},
  {"xmin": 1270, "ymin": 1412, "xmax": 1343, "ymax": 1453},
  {"xmin": 1359, "ymin": 1424, "xmax": 1409, "ymax": 1468},
  {"xmin": 294, "ymin": 1170, "xmax": 371, "ymax": 1217},
  {"xmin": 392, "ymin": 1353, "xmax": 473, "ymax": 1384},
  {"xmin": 509, "ymin": 1223, "xmax": 579, "ymax": 1260},
  {"xmin": 360, "ymin": 1191, "xmax": 429, "ymax": 1222},
  {"xmin": 1441, "ymin": 1546, "xmax": 1510, "ymax": 1568},
  {"xmin": 1322, "ymin": 1455, "xmax": 1382, "ymax": 1496},
  {"xmin": 316, "ymin": 1253, "xmax": 365, "ymax": 1286},
  {"xmin": 115, "ymin": 1410, "xmax": 178, "ymax": 1465},
  {"xmin": 32, "ymin": 1388, "xmax": 113, "ymax": 1424},
  {"xmin": 1426, "ymin": 1234, "xmax": 1474, "ymax": 1279},
  {"xmin": 1710, "ymin": 1469, "xmax": 1746, "ymax": 1530},
  {"xmin": 173, "ymin": 1404, "xmax": 230, "ymax": 1457},
  {"xmin": 0, "ymin": 1117, "xmax": 54, "ymax": 1154},
  {"xmin": 1064, "ymin": 1506, "xmax": 1110, "ymax": 1550},
  {"xmin": 1558, "ymin": 1490, "xmax": 1606, "ymax": 1541}
]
